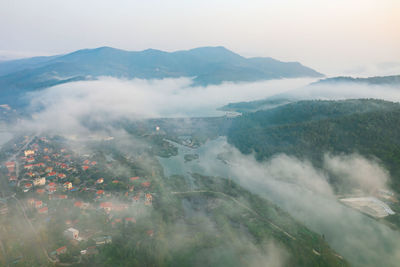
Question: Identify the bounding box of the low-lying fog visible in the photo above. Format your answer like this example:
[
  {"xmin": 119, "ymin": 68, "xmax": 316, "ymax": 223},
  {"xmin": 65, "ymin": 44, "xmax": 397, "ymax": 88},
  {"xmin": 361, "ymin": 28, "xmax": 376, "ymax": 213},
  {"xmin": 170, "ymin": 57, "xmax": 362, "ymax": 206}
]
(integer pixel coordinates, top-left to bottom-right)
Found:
[
  {"xmin": 160, "ymin": 137, "xmax": 400, "ymax": 267},
  {"xmin": 7, "ymin": 76, "xmax": 400, "ymax": 267},
  {"xmin": 15, "ymin": 76, "xmax": 400, "ymax": 135}
]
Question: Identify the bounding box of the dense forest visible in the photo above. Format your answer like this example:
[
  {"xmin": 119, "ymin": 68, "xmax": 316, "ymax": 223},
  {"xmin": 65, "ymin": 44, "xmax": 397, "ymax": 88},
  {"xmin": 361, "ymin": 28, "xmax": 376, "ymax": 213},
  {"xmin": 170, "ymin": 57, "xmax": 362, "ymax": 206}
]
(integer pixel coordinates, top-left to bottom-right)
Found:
[
  {"xmin": 313, "ymin": 75, "xmax": 400, "ymax": 86},
  {"xmin": 227, "ymin": 99, "xmax": 400, "ymax": 192}
]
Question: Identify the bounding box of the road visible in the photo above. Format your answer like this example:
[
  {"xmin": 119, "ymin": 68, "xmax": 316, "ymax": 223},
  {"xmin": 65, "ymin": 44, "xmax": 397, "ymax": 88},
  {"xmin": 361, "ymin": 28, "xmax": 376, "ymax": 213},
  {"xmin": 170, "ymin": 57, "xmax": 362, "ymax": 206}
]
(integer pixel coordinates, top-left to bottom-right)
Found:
[
  {"xmin": 0, "ymin": 227, "xmax": 8, "ymax": 267},
  {"xmin": 13, "ymin": 196, "xmax": 56, "ymax": 264},
  {"xmin": 0, "ymin": 134, "xmax": 54, "ymax": 265}
]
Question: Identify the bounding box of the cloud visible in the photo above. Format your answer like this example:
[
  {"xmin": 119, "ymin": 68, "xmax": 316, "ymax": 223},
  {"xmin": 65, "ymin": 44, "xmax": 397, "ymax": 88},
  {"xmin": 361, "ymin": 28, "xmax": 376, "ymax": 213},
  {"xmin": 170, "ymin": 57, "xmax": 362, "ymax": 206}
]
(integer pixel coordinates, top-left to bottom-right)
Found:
[
  {"xmin": 16, "ymin": 77, "xmax": 314, "ymax": 134},
  {"xmin": 277, "ymin": 82, "xmax": 400, "ymax": 102},
  {"xmin": 163, "ymin": 139, "xmax": 400, "ymax": 267},
  {"xmin": 342, "ymin": 62, "xmax": 400, "ymax": 77},
  {"xmin": 324, "ymin": 153, "xmax": 390, "ymax": 194},
  {"xmin": 220, "ymin": 148, "xmax": 400, "ymax": 267}
]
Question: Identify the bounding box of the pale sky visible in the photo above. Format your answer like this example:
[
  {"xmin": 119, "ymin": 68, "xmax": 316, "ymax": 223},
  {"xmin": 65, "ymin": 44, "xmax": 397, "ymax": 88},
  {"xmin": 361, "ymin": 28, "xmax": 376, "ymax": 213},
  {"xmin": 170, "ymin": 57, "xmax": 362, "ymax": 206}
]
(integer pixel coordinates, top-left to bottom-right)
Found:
[{"xmin": 0, "ymin": 0, "xmax": 399, "ymax": 75}]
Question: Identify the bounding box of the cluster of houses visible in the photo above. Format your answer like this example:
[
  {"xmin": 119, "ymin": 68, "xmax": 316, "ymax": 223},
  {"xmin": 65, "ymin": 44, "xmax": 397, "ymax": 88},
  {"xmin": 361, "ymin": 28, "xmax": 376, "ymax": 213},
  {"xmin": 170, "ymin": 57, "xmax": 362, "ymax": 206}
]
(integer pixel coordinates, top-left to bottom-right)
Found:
[{"xmin": 3, "ymin": 135, "xmax": 157, "ymax": 263}]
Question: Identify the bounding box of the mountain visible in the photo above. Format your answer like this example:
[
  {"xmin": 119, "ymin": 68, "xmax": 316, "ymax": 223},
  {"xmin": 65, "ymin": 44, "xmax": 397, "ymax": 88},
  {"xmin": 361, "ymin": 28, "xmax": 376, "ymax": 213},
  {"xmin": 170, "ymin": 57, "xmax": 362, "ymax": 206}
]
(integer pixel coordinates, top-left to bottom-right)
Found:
[
  {"xmin": 0, "ymin": 46, "xmax": 323, "ymax": 108},
  {"xmin": 220, "ymin": 98, "xmax": 294, "ymax": 113},
  {"xmin": 220, "ymin": 74, "xmax": 400, "ymax": 113},
  {"xmin": 312, "ymin": 75, "xmax": 400, "ymax": 86},
  {"xmin": 227, "ymin": 99, "xmax": 400, "ymax": 191}
]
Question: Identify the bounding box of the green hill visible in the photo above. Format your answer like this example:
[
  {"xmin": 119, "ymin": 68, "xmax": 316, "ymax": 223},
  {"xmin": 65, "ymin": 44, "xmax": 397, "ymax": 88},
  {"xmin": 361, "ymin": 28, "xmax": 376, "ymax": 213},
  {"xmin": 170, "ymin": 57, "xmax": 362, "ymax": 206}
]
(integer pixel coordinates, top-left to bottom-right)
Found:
[{"xmin": 227, "ymin": 99, "xmax": 400, "ymax": 191}]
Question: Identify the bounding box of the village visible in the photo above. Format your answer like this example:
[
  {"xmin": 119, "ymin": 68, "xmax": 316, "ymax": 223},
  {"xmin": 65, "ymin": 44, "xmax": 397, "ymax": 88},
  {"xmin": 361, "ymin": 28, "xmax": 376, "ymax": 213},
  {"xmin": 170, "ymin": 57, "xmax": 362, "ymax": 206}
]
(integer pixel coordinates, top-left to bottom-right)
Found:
[{"xmin": 0, "ymin": 134, "xmax": 157, "ymax": 265}]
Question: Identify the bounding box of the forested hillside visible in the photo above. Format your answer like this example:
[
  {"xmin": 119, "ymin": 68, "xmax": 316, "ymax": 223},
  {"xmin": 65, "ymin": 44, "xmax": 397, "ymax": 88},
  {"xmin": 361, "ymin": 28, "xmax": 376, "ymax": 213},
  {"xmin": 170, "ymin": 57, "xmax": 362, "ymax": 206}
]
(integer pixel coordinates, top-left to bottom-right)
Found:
[{"xmin": 227, "ymin": 99, "xmax": 400, "ymax": 191}]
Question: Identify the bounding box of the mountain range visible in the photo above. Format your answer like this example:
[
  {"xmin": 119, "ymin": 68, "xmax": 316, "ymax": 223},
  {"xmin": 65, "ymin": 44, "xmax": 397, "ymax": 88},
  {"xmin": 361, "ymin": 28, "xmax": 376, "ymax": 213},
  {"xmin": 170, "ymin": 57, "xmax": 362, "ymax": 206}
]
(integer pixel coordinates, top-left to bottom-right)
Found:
[{"xmin": 0, "ymin": 46, "xmax": 322, "ymax": 108}]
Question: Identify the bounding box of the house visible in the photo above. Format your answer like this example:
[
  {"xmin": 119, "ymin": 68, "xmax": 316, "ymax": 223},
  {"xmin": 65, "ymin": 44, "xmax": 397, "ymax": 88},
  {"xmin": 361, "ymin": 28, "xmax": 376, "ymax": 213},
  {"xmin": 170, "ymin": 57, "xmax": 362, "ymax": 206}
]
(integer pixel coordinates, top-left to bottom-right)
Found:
[
  {"xmin": 26, "ymin": 157, "xmax": 35, "ymax": 163},
  {"xmin": 133, "ymin": 193, "xmax": 140, "ymax": 202},
  {"xmin": 24, "ymin": 164, "xmax": 33, "ymax": 170},
  {"xmin": 47, "ymin": 171, "xmax": 57, "ymax": 179},
  {"xmin": 58, "ymin": 173, "xmax": 66, "ymax": 179},
  {"xmin": 141, "ymin": 181, "xmax": 151, "ymax": 188},
  {"xmin": 64, "ymin": 228, "xmax": 79, "ymax": 240},
  {"xmin": 60, "ymin": 163, "xmax": 68, "ymax": 169},
  {"xmin": 130, "ymin": 177, "xmax": 139, "ymax": 181},
  {"xmin": 48, "ymin": 187, "xmax": 56, "ymax": 194},
  {"xmin": 63, "ymin": 182, "xmax": 72, "ymax": 190},
  {"xmin": 96, "ymin": 190, "xmax": 104, "ymax": 195},
  {"xmin": 91, "ymin": 161, "xmax": 97, "ymax": 166},
  {"xmin": 5, "ymin": 161, "xmax": 15, "ymax": 172},
  {"xmin": 45, "ymin": 166, "xmax": 53, "ymax": 173},
  {"xmin": 34, "ymin": 162, "xmax": 45, "ymax": 168},
  {"xmin": 36, "ymin": 188, "xmax": 45, "ymax": 194},
  {"xmin": 74, "ymin": 201, "xmax": 88, "ymax": 209},
  {"xmin": 5, "ymin": 161, "xmax": 15, "ymax": 168},
  {"xmin": 57, "ymin": 194, "xmax": 68, "ymax": 199},
  {"xmin": 24, "ymin": 150, "xmax": 35, "ymax": 157},
  {"xmin": 83, "ymin": 160, "xmax": 90, "ymax": 165},
  {"xmin": 47, "ymin": 183, "xmax": 57, "ymax": 194},
  {"xmin": 33, "ymin": 177, "xmax": 46, "ymax": 186},
  {"xmin": 24, "ymin": 183, "xmax": 33, "ymax": 192},
  {"xmin": 38, "ymin": 207, "xmax": 48, "ymax": 214},
  {"xmin": 26, "ymin": 172, "xmax": 35, "ymax": 178},
  {"xmin": 43, "ymin": 155, "xmax": 50, "ymax": 161},
  {"xmin": 56, "ymin": 246, "xmax": 67, "ymax": 255},
  {"xmin": 145, "ymin": 193, "xmax": 152, "ymax": 205},
  {"xmin": 82, "ymin": 165, "xmax": 90, "ymax": 171},
  {"xmin": 96, "ymin": 178, "xmax": 104, "ymax": 184}
]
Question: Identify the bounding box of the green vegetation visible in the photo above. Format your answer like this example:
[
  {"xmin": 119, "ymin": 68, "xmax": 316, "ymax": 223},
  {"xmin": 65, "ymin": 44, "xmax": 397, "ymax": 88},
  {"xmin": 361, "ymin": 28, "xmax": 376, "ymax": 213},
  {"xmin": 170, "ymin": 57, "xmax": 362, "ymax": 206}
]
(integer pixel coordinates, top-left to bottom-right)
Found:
[
  {"xmin": 86, "ymin": 173, "xmax": 347, "ymax": 267},
  {"xmin": 313, "ymin": 75, "xmax": 400, "ymax": 86},
  {"xmin": 220, "ymin": 98, "xmax": 293, "ymax": 113},
  {"xmin": 227, "ymin": 99, "xmax": 400, "ymax": 192}
]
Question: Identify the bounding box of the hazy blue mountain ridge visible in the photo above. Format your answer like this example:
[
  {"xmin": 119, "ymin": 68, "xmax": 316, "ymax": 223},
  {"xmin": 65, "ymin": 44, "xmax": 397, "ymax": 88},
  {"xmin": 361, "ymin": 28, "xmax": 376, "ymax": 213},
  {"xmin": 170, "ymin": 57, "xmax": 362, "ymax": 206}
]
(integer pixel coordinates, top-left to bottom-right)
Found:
[{"xmin": 0, "ymin": 46, "xmax": 323, "ymax": 107}]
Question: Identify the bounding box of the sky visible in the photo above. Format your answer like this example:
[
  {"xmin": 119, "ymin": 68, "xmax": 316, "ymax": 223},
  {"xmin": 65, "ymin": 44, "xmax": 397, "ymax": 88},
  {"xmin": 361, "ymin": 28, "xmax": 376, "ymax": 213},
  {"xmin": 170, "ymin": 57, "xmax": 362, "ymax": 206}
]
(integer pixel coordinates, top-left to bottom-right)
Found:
[{"xmin": 0, "ymin": 0, "xmax": 399, "ymax": 75}]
